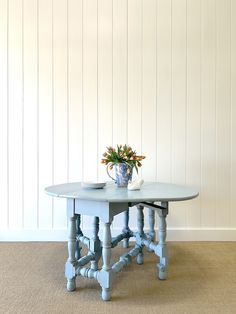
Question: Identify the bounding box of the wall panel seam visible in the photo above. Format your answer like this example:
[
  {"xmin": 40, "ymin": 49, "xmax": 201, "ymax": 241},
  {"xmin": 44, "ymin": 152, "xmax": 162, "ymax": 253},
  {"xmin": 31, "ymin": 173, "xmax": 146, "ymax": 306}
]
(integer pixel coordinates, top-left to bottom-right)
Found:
[
  {"xmin": 112, "ymin": 0, "xmax": 113, "ymax": 147},
  {"xmin": 170, "ymin": 0, "xmax": 173, "ymax": 184},
  {"xmin": 140, "ymin": 0, "xmax": 143, "ymax": 177},
  {"xmin": 51, "ymin": 0, "xmax": 54, "ymax": 229},
  {"xmin": 37, "ymin": 0, "xmax": 39, "ymax": 229},
  {"xmin": 185, "ymin": 0, "xmax": 188, "ymax": 227},
  {"xmin": 214, "ymin": 0, "xmax": 217, "ymax": 228},
  {"xmin": 6, "ymin": 0, "xmax": 9, "ymax": 229},
  {"xmin": 126, "ymin": 0, "xmax": 128, "ymax": 144},
  {"xmin": 81, "ymin": 0, "xmax": 84, "ymax": 229},
  {"xmin": 155, "ymin": 0, "xmax": 158, "ymax": 182},
  {"xmin": 230, "ymin": 0, "xmax": 232, "ymax": 227},
  {"xmin": 97, "ymin": 0, "xmax": 99, "ymax": 180},
  {"xmin": 22, "ymin": 0, "xmax": 25, "ymax": 229},
  {"xmin": 67, "ymin": 0, "xmax": 69, "ymax": 184},
  {"xmin": 200, "ymin": 0, "xmax": 202, "ymax": 228}
]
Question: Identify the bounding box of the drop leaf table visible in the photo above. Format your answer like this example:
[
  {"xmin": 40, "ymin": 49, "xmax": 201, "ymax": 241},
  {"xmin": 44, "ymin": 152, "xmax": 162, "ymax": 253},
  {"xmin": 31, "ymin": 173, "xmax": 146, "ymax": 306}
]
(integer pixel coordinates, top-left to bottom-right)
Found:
[{"xmin": 45, "ymin": 182, "xmax": 198, "ymax": 301}]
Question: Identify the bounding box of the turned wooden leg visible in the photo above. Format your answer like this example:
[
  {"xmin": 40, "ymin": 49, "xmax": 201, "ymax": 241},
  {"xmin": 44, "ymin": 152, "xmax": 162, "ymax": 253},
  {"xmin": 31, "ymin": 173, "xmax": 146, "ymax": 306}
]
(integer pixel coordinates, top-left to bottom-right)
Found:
[
  {"xmin": 99, "ymin": 221, "xmax": 113, "ymax": 301},
  {"xmin": 66, "ymin": 215, "xmax": 77, "ymax": 291},
  {"xmin": 75, "ymin": 214, "xmax": 83, "ymax": 260},
  {"xmin": 157, "ymin": 202, "xmax": 168, "ymax": 280},
  {"xmin": 136, "ymin": 205, "xmax": 144, "ymax": 265},
  {"xmin": 148, "ymin": 207, "xmax": 155, "ymax": 241},
  {"xmin": 90, "ymin": 216, "xmax": 100, "ymax": 271},
  {"xmin": 123, "ymin": 209, "xmax": 130, "ymax": 248}
]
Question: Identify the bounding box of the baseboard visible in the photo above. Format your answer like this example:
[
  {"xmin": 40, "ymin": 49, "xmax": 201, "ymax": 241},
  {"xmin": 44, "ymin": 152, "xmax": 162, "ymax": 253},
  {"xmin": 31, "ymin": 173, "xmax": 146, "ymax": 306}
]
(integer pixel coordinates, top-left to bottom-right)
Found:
[{"xmin": 1, "ymin": 228, "xmax": 236, "ymax": 241}]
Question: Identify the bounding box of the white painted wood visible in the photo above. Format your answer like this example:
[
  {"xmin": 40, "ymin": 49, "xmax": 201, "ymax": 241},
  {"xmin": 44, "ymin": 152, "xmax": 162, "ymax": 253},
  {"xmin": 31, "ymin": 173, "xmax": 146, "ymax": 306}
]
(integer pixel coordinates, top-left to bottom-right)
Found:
[
  {"xmin": 185, "ymin": 0, "xmax": 201, "ymax": 228},
  {"xmin": 83, "ymin": 0, "xmax": 98, "ymax": 182},
  {"xmin": 112, "ymin": 0, "xmax": 128, "ymax": 229},
  {"xmin": 68, "ymin": 0, "xmax": 83, "ymax": 183},
  {"xmin": 127, "ymin": 0, "xmax": 142, "ymax": 230},
  {"xmin": 127, "ymin": 0, "xmax": 142, "ymax": 164},
  {"xmin": 0, "ymin": 0, "xmax": 8, "ymax": 229},
  {"xmin": 53, "ymin": 0, "xmax": 68, "ymax": 229},
  {"xmin": 156, "ymin": 0, "xmax": 172, "ymax": 184},
  {"xmin": 8, "ymin": 0, "xmax": 23, "ymax": 229},
  {"xmin": 97, "ymin": 0, "xmax": 113, "ymax": 182},
  {"xmin": 215, "ymin": 0, "xmax": 231, "ymax": 228},
  {"xmin": 142, "ymin": 0, "xmax": 156, "ymax": 182},
  {"xmin": 112, "ymin": 0, "xmax": 128, "ymax": 145},
  {"xmin": 201, "ymin": 0, "xmax": 217, "ymax": 228},
  {"xmin": 142, "ymin": 0, "xmax": 157, "ymax": 229},
  {"xmin": 231, "ymin": 0, "xmax": 236, "ymax": 228},
  {"xmin": 0, "ymin": 0, "xmax": 236, "ymax": 239},
  {"xmin": 23, "ymin": 0, "xmax": 38, "ymax": 229},
  {"xmin": 82, "ymin": 0, "xmax": 98, "ymax": 230},
  {"xmin": 156, "ymin": 0, "xmax": 172, "ymax": 235},
  {"xmin": 38, "ymin": 0, "xmax": 53, "ymax": 229},
  {"xmin": 169, "ymin": 0, "xmax": 187, "ymax": 229}
]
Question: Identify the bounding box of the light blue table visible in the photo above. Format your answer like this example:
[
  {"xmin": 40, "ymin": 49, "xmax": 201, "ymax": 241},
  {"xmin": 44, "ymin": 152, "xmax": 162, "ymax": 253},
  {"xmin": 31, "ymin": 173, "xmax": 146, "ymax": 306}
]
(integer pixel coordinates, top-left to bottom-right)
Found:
[{"xmin": 45, "ymin": 182, "xmax": 198, "ymax": 301}]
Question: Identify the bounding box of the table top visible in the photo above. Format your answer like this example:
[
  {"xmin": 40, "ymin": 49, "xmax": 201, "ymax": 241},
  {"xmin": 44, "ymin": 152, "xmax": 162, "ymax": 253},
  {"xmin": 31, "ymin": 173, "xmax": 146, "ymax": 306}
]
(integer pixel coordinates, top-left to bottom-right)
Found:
[{"xmin": 45, "ymin": 182, "xmax": 199, "ymax": 203}]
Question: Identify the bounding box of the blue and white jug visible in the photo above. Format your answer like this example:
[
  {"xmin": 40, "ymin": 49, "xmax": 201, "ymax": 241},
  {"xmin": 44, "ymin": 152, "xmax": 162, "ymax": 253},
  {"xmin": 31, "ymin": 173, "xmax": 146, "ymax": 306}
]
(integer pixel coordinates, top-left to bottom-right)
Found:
[{"xmin": 107, "ymin": 163, "xmax": 133, "ymax": 187}]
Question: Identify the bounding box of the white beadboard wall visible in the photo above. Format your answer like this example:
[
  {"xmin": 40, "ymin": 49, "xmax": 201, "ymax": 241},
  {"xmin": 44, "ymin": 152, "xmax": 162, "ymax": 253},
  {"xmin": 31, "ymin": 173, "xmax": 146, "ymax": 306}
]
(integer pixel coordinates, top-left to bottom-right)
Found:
[{"xmin": 0, "ymin": 0, "xmax": 236, "ymax": 241}]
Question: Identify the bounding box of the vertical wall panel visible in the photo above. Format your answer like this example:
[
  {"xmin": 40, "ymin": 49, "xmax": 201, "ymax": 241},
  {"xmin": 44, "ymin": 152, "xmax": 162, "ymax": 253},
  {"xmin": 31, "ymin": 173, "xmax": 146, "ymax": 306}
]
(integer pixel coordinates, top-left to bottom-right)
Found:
[
  {"xmin": 186, "ymin": 0, "xmax": 201, "ymax": 228},
  {"xmin": 127, "ymin": 0, "xmax": 142, "ymax": 228},
  {"xmin": 0, "ymin": 0, "xmax": 8, "ymax": 228},
  {"xmin": 169, "ymin": 0, "xmax": 187, "ymax": 228},
  {"xmin": 97, "ymin": 0, "xmax": 113, "ymax": 182},
  {"xmin": 142, "ymin": 0, "xmax": 157, "ymax": 228},
  {"xmin": 215, "ymin": 0, "xmax": 231, "ymax": 227},
  {"xmin": 0, "ymin": 0, "xmax": 236, "ymax": 238},
  {"xmin": 8, "ymin": 0, "xmax": 23, "ymax": 229},
  {"xmin": 83, "ymin": 0, "xmax": 98, "ymax": 181},
  {"xmin": 38, "ymin": 0, "xmax": 53, "ymax": 229},
  {"xmin": 53, "ymin": 0, "xmax": 68, "ymax": 229},
  {"xmin": 82, "ymin": 0, "xmax": 98, "ymax": 229},
  {"xmin": 156, "ymin": 0, "xmax": 172, "ymax": 232},
  {"xmin": 68, "ymin": 0, "xmax": 83, "ymax": 182},
  {"xmin": 127, "ymin": 0, "xmax": 142, "ymax": 162},
  {"xmin": 156, "ymin": 0, "xmax": 172, "ymax": 183},
  {"xmin": 23, "ymin": 0, "xmax": 38, "ymax": 229},
  {"xmin": 142, "ymin": 0, "xmax": 156, "ymax": 182},
  {"xmin": 113, "ymin": 0, "xmax": 128, "ymax": 145},
  {"xmin": 231, "ymin": 0, "xmax": 236, "ymax": 227},
  {"xmin": 201, "ymin": 0, "xmax": 217, "ymax": 228},
  {"xmin": 112, "ymin": 0, "xmax": 128, "ymax": 228}
]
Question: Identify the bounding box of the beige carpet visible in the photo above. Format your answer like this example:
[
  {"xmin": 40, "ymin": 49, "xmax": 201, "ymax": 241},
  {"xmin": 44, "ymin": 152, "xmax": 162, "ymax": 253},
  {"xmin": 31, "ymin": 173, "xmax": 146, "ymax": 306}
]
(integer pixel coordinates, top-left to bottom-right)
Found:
[{"xmin": 0, "ymin": 242, "xmax": 236, "ymax": 314}]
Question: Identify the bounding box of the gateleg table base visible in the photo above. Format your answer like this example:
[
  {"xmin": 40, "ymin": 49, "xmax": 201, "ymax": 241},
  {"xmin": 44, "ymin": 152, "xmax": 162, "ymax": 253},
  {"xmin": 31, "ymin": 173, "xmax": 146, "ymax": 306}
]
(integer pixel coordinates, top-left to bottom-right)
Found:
[{"xmin": 65, "ymin": 200, "xmax": 169, "ymax": 301}]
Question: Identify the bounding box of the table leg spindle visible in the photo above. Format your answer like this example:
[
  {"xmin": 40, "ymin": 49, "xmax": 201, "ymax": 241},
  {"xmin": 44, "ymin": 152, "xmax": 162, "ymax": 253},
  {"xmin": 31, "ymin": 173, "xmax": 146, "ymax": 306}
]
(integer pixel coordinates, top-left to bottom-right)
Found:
[
  {"xmin": 136, "ymin": 205, "xmax": 144, "ymax": 265},
  {"xmin": 148, "ymin": 208, "xmax": 155, "ymax": 241},
  {"xmin": 123, "ymin": 209, "xmax": 130, "ymax": 248},
  {"xmin": 66, "ymin": 215, "xmax": 77, "ymax": 291},
  {"xmin": 100, "ymin": 221, "xmax": 112, "ymax": 301},
  {"xmin": 157, "ymin": 202, "xmax": 168, "ymax": 280},
  {"xmin": 91, "ymin": 216, "xmax": 100, "ymax": 271},
  {"xmin": 75, "ymin": 214, "xmax": 82, "ymax": 260}
]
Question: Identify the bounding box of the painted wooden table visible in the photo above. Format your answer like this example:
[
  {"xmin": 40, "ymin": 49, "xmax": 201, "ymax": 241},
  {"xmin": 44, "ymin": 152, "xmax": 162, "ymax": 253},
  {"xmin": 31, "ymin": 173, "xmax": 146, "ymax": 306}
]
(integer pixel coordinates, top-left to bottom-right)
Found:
[{"xmin": 45, "ymin": 182, "xmax": 198, "ymax": 301}]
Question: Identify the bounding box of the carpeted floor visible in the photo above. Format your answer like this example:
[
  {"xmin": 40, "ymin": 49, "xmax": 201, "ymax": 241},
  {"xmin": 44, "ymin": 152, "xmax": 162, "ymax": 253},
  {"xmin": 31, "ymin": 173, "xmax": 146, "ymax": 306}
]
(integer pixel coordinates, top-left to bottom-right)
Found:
[{"xmin": 0, "ymin": 242, "xmax": 236, "ymax": 314}]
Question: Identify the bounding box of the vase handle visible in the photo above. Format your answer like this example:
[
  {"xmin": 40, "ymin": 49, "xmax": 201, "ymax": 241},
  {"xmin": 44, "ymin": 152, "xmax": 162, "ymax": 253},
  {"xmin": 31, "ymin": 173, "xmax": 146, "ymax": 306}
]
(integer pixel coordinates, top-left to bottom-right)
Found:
[{"xmin": 106, "ymin": 164, "xmax": 116, "ymax": 182}]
